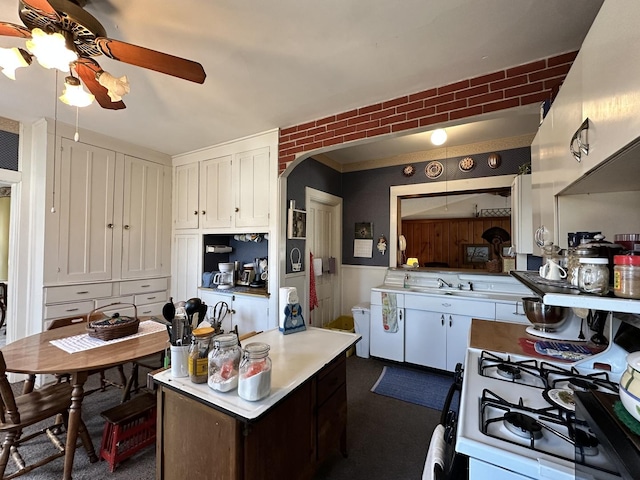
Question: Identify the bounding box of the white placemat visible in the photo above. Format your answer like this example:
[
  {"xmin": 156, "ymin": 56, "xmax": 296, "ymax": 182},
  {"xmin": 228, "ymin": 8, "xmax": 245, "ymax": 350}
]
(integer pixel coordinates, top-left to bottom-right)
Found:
[{"xmin": 50, "ymin": 320, "xmax": 167, "ymax": 354}]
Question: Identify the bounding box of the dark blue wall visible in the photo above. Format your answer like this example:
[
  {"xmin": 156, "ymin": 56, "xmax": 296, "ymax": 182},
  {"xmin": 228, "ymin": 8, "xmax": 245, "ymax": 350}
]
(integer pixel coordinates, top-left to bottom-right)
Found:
[{"xmin": 286, "ymin": 147, "xmax": 531, "ymax": 270}]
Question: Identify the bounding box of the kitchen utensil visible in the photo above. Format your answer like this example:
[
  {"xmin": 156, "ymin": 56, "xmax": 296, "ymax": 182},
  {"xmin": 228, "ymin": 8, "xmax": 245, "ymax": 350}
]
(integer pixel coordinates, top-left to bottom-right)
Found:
[
  {"xmin": 539, "ymin": 260, "xmax": 567, "ymax": 281},
  {"xmin": 572, "ymin": 307, "xmax": 589, "ymax": 340},
  {"xmin": 211, "ymin": 301, "xmax": 230, "ymax": 331},
  {"xmin": 162, "ymin": 297, "xmax": 175, "ymax": 323},
  {"xmin": 184, "ymin": 297, "xmax": 202, "ymax": 330},
  {"xmin": 587, "ymin": 309, "xmax": 608, "ymax": 346},
  {"xmin": 521, "ymin": 297, "xmax": 570, "ymax": 332}
]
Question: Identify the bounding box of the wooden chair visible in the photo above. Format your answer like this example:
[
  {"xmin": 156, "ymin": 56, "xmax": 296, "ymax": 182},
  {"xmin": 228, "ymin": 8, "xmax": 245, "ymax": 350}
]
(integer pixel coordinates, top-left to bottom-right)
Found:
[
  {"xmin": 0, "ymin": 283, "xmax": 6, "ymax": 332},
  {"xmin": 0, "ymin": 350, "xmax": 98, "ymax": 479}
]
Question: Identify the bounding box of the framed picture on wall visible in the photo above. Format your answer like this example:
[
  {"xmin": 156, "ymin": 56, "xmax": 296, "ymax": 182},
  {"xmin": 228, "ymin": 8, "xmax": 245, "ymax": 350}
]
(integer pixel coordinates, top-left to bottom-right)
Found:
[
  {"xmin": 354, "ymin": 222, "xmax": 373, "ymax": 239},
  {"xmin": 462, "ymin": 244, "xmax": 490, "ymax": 264},
  {"xmin": 288, "ymin": 208, "xmax": 306, "ymax": 239}
]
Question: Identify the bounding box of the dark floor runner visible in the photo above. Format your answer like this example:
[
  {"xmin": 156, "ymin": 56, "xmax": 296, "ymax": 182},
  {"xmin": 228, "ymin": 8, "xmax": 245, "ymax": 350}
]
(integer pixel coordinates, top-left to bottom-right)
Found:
[{"xmin": 371, "ymin": 365, "xmax": 457, "ymax": 411}]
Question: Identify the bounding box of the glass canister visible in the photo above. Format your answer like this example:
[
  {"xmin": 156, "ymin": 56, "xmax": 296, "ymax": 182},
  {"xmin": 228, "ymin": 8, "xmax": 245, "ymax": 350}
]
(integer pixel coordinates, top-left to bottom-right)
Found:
[
  {"xmin": 238, "ymin": 342, "xmax": 272, "ymax": 402},
  {"xmin": 567, "ymin": 245, "xmax": 598, "ymax": 286},
  {"xmin": 578, "ymin": 257, "xmax": 610, "ymax": 295},
  {"xmin": 614, "ymin": 255, "xmax": 640, "ymax": 299},
  {"xmin": 188, "ymin": 327, "xmax": 215, "ymax": 383},
  {"xmin": 207, "ymin": 333, "xmax": 241, "ymax": 392}
]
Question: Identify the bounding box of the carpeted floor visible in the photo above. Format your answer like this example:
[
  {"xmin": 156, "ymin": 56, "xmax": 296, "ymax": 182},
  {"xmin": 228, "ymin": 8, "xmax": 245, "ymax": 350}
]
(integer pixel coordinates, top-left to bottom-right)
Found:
[
  {"xmin": 371, "ymin": 365, "xmax": 457, "ymax": 411},
  {"xmin": 8, "ymin": 356, "xmax": 441, "ymax": 480}
]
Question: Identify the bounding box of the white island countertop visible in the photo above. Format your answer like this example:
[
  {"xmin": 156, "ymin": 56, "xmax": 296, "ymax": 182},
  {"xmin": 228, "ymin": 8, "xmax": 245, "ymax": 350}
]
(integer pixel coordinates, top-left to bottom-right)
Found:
[{"xmin": 153, "ymin": 327, "xmax": 360, "ymax": 421}]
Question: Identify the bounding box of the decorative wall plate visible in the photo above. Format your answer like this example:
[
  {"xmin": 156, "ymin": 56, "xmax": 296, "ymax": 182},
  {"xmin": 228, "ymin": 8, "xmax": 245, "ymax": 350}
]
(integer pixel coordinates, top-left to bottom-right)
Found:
[
  {"xmin": 488, "ymin": 153, "xmax": 501, "ymax": 169},
  {"xmin": 402, "ymin": 164, "xmax": 416, "ymax": 177},
  {"xmin": 425, "ymin": 161, "xmax": 443, "ymax": 179},
  {"xmin": 459, "ymin": 156, "xmax": 475, "ymax": 172}
]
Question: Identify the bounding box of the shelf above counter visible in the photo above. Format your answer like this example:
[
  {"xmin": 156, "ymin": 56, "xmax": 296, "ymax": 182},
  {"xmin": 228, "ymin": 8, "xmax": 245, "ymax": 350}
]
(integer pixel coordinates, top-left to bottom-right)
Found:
[{"xmin": 510, "ymin": 271, "xmax": 640, "ymax": 315}]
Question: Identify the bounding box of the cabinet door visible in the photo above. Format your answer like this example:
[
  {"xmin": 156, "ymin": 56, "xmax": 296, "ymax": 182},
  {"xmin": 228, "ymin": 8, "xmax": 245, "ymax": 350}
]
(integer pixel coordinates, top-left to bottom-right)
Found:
[
  {"xmin": 234, "ymin": 147, "xmax": 270, "ymax": 228},
  {"xmin": 173, "ymin": 234, "xmax": 200, "ymax": 302},
  {"xmin": 369, "ymin": 304, "xmax": 405, "ymax": 362},
  {"xmin": 581, "ymin": 1, "xmax": 640, "ymax": 176},
  {"xmin": 200, "ymin": 155, "xmax": 233, "ymax": 228},
  {"xmin": 446, "ymin": 314, "xmax": 472, "ymax": 371},
  {"xmin": 405, "ymin": 309, "xmax": 446, "ymax": 370},
  {"xmin": 57, "ymin": 138, "xmax": 116, "ymax": 283},
  {"xmin": 199, "ymin": 289, "xmax": 233, "ymax": 332},
  {"xmin": 173, "ymin": 163, "xmax": 200, "ymax": 229},
  {"xmin": 510, "ymin": 175, "xmax": 532, "ymax": 254},
  {"xmin": 232, "ymin": 294, "xmax": 268, "ymax": 336},
  {"xmin": 531, "ymin": 119, "xmax": 557, "ymax": 246},
  {"xmin": 121, "ymin": 156, "xmax": 170, "ymax": 278}
]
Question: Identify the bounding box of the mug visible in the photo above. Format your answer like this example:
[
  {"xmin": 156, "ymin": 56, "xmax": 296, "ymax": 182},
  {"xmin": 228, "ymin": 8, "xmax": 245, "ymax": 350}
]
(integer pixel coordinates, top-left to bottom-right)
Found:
[
  {"xmin": 170, "ymin": 345, "xmax": 189, "ymax": 378},
  {"xmin": 539, "ymin": 260, "xmax": 567, "ymax": 281},
  {"xmin": 213, "ymin": 272, "xmax": 233, "ymax": 285}
]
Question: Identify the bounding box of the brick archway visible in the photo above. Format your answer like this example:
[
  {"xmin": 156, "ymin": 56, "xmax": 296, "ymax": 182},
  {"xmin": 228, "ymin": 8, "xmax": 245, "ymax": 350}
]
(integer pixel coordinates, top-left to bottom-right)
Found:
[{"xmin": 278, "ymin": 51, "xmax": 576, "ymax": 173}]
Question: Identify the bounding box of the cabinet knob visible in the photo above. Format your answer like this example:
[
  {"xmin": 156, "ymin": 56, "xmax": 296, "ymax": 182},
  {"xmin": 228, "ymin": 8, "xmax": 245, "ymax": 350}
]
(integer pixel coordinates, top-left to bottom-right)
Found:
[
  {"xmin": 441, "ymin": 315, "xmax": 444, "ymax": 326},
  {"xmin": 449, "ymin": 315, "xmax": 452, "ymax": 327},
  {"xmin": 201, "ymin": 210, "xmax": 206, "ymax": 215},
  {"xmin": 107, "ymin": 223, "xmax": 114, "ymax": 229},
  {"xmin": 194, "ymin": 211, "xmax": 198, "ymax": 215},
  {"xmin": 124, "ymin": 225, "xmax": 130, "ymax": 230},
  {"xmin": 235, "ymin": 207, "xmax": 239, "ymax": 212}
]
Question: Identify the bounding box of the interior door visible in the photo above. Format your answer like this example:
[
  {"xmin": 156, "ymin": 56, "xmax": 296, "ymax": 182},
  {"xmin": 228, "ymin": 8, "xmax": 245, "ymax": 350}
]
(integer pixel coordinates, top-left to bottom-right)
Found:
[{"xmin": 305, "ymin": 188, "xmax": 342, "ymax": 327}]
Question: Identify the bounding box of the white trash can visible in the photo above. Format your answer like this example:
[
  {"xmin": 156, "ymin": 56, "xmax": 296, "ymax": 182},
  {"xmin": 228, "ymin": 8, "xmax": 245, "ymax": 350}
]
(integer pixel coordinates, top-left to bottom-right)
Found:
[{"xmin": 351, "ymin": 303, "xmax": 371, "ymax": 358}]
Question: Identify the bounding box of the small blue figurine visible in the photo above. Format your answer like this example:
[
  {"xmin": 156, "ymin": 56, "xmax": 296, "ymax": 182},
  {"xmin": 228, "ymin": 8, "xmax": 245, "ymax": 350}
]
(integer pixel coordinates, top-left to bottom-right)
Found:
[{"xmin": 283, "ymin": 302, "xmax": 306, "ymax": 335}]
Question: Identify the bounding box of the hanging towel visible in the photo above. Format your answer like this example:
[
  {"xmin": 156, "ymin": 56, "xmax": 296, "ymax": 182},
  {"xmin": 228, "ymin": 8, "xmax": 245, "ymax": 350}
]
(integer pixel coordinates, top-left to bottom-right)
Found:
[
  {"xmin": 381, "ymin": 292, "xmax": 398, "ymax": 333},
  {"xmin": 309, "ymin": 252, "xmax": 319, "ymax": 312},
  {"xmin": 422, "ymin": 424, "xmax": 445, "ymax": 480}
]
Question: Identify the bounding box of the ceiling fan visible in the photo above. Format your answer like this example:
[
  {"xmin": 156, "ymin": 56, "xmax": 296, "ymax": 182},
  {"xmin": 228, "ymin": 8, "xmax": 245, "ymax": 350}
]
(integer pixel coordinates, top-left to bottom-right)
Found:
[{"xmin": 0, "ymin": 0, "xmax": 206, "ymax": 109}]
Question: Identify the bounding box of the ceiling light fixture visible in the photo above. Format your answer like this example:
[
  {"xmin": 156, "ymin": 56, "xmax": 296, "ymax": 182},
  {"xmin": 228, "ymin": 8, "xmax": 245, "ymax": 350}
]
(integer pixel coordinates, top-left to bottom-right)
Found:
[
  {"xmin": 97, "ymin": 71, "xmax": 130, "ymax": 101},
  {"xmin": 431, "ymin": 128, "xmax": 447, "ymax": 146},
  {"xmin": 0, "ymin": 47, "xmax": 32, "ymax": 79},
  {"xmin": 59, "ymin": 75, "xmax": 95, "ymax": 107},
  {"xmin": 25, "ymin": 28, "xmax": 77, "ymax": 72}
]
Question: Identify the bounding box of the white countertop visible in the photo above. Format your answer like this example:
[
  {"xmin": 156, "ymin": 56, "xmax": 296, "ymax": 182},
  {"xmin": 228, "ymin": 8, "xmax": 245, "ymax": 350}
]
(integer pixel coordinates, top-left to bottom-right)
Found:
[{"xmin": 153, "ymin": 327, "xmax": 360, "ymax": 421}]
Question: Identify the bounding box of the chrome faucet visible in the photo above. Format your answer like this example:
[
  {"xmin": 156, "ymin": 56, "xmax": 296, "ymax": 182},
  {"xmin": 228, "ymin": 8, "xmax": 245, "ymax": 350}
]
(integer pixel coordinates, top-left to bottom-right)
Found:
[{"xmin": 436, "ymin": 278, "xmax": 453, "ymax": 288}]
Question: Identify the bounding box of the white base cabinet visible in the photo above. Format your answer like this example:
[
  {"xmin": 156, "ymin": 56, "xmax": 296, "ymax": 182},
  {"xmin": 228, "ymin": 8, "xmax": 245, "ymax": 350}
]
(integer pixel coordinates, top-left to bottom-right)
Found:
[
  {"xmin": 199, "ymin": 289, "xmax": 270, "ymax": 336},
  {"xmin": 369, "ymin": 290, "xmax": 404, "ymax": 362}
]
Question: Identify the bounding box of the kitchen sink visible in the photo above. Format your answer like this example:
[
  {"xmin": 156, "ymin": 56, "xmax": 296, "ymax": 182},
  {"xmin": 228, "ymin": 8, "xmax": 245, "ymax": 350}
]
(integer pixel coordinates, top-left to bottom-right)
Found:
[{"xmin": 407, "ymin": 287, "xmax": 488, "ymax": 298}]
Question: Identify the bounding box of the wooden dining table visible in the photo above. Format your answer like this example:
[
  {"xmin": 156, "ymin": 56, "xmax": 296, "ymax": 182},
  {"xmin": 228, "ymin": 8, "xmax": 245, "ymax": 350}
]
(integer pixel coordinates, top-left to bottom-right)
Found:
[{"xmin": 0, "ymin": 318, "xmax": 169, "ymax": 480}]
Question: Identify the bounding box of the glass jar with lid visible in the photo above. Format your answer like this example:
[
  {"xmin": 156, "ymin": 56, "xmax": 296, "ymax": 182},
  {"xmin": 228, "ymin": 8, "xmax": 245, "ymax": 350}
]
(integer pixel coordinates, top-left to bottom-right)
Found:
[
  {"xmin": 238, "ymin": 342, "xmax": 272, "ymax": 401},
  {"xmin": 614, "ymin": 255, "xmax": 640, "ymax": 299},
  {"xmin": 188, "ymin": 326, "xmax": 216, "ymax": 383},
  {"xmin": 578, "ymin": 257, "xmax": 610, "ymax": 295},
  {"xmin": 567, "ymin": 245, "xmax": 598, "ymax": 286},
  {"xmin": 208, "ymin": 333, "xmax": 241, "ymax": 392}
]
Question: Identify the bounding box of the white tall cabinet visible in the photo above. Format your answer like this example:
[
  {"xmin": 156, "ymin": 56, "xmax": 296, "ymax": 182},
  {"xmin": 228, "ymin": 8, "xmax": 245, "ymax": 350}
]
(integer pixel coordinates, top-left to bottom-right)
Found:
[{"xmin": 171, "ymin": 130, "xmax": 279, "ymax": 331}]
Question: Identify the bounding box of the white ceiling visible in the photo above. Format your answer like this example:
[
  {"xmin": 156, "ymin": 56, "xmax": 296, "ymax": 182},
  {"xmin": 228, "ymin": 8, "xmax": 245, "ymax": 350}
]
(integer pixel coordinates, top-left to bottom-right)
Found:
[{"xmin": 0, "ymin": 0, "xmax": 602, "ymax": 158}]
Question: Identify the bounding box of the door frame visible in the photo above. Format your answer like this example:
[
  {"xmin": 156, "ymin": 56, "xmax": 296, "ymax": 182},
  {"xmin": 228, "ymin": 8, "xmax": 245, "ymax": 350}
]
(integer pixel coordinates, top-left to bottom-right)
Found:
[{"xmin": 304, "ymin": 187, "xmax": 342, "ymax": 324}]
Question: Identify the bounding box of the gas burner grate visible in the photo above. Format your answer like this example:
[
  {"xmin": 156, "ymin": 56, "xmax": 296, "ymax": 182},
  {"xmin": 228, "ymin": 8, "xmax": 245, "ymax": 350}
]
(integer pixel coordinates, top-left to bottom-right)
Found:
[
  {"xmin": 478, "ymin": 351, "xmax": 547, "ymax": 388},
  {"xmin": 482, "ymin": 389, "xmax": 566, "ymax": 419},
  {"xmin": 540, "ymin": 362, "xmax": 619, "ymax": 394}
]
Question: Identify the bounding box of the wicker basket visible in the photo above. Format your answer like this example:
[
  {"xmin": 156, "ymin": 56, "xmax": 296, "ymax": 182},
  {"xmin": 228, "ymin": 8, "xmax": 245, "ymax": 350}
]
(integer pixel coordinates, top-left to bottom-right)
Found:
[{"xmin": 87, "ymin": 303, "xmax": 139, "ymax": 341}]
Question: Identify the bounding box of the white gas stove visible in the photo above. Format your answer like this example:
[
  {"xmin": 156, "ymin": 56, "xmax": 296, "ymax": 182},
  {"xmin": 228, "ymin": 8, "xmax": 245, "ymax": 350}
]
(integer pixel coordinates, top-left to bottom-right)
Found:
[{"xmin": 456, "ymin": 318, "xmax": 630, "ymax": 480}]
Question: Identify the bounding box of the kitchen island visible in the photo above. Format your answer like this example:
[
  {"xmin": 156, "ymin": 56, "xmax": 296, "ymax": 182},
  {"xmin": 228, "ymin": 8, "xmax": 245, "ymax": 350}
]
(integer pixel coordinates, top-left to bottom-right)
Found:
[{"xmin": 153, "ymin": 327, "xmax": 360, "ymax": 480}]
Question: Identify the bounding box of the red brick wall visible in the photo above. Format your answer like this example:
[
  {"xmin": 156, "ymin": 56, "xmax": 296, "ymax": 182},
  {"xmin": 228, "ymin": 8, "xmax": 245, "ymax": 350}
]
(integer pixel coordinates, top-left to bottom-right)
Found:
[{"xmin": 278, "ymin": 51, "xmax": 577, "ymax": 173}]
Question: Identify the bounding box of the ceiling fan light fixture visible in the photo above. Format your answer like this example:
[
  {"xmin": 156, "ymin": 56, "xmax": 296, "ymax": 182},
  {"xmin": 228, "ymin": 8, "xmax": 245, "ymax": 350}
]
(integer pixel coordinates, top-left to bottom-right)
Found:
[
  {"xmin": 60, "ymin": 75, "xmax": 94, "ymax": 107},
  {"xmin": 26, "ymin": 28, "xmax": 78, "ymax": 72},
  {"xmin": 431, "ymin": 128, "xmax": 447, "ymax": 146},
  {"xmin": 0, "ymin": 47, "xmax": 32, "ymax": 80},
  {"xmin": 97, "ymin": 71, "xmax": 130, "ymax": 102}
]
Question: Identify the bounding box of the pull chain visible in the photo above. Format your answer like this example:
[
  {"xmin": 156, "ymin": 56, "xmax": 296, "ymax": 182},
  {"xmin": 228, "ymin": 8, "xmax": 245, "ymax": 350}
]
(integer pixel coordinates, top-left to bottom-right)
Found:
[{"xmin": 51, "ymin": 70, "xmax": 58, "ymax": 214}]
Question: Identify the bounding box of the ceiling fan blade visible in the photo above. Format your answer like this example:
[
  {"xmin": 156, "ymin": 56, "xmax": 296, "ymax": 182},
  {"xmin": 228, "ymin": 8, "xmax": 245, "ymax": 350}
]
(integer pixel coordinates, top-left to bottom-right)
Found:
[
  {"xmin": 75, "ymin": 58, "xmax": 126, "ymax": 110},
  {"xmin": 20, "ymin": 0, "xmax": 61, "ymax": 21},
  {"xmin": 95, "ymin": 37, "xmax": 206, "ymax": 84},
  {"xmin": 0, "ymin": 22, "xmax": 32, "ymax": 38}
]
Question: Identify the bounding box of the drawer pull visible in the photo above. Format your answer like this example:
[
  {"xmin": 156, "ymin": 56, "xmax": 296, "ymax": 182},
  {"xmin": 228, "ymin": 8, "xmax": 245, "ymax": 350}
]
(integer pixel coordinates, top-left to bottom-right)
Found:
[
  {"xmin": 141, "ymin": 284, "xmax": 151, "ymax": 288},
  {"xmin": 147, "ymin": 296, "xmax": 156, "ymax": 300},
  {"xmin": 142, "ymin": 309, "xmax": 152, "ymax": 314},
  {"xmin": 75, "ymin": 291, "xmax": 89, "ymax": 295},
  {"xmin": 65, "ymin": 308, "xmax": 79, "ymax": 312}
]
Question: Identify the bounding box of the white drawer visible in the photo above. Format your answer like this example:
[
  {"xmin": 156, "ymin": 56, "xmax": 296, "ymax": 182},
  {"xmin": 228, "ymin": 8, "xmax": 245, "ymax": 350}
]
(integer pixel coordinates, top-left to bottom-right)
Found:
[
  {"xmin": 99, "ymin": 303, "xmax": 137, "ymax": 318},
  {"xmin": 135, "ymin": 301, "xmax": 164, "ymax": 317},
  {"xmin": 44, "ymin": 301, "xmax": 94, "ymax": 319},
  {"xmin": 120, "ymin": 278, "xmax": 167, "ymax": 295},
  {"xmin": 134, "ymin": 291, "xmax": 167, "ymax": 306},
  {"xmin": 45, "ymin": 283, "xmax": 113, "ymax": 303},
  {"xmin": 495, "ymin": 301, "xmax": 530, "ymax": 324},
  {"xmin": 404, "ymin": 294, "xmax": 494, "ymax": 318},
  {"xmin": 370, "ymin": 290, "xmax": 404, "ymax": 308}
]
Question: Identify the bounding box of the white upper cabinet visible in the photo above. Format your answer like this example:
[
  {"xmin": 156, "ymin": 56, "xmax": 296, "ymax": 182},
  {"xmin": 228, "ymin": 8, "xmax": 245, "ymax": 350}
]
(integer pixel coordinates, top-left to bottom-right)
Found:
[
  {"xmin": 200, "ymin": 155, "xmax": 233, "ymax": 229},
  {"xmin": 173, "ymin": 162, "xmax": 200, "ymax": 229},
  {"xmin": 121, "ymin": 155, "xmax": 171, "ymax": 278},
  {"xmin": 580, "ymin": 1, "xmax": 640, "ymax": 177},
  {"xmin": 510, "ymin": 174, "xmax": 533, "ymax": 255},
  {"xmin": 174, "ymin": 147, "xmax": 271, "ymax": 230},
  {"xmin": 234, "ymin": 147, "xmax": 270, "ymax": 228},
  {"xmin": 57, "ymin": 139, "xmax": 116, "ymax": 283}
]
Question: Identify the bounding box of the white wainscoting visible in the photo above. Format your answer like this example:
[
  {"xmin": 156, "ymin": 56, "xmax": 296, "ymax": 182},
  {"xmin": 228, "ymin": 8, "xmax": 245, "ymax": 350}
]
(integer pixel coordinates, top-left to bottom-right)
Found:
[{"xmin": 341, "ymin": 265, "xmax": 387, "ymax": 315}]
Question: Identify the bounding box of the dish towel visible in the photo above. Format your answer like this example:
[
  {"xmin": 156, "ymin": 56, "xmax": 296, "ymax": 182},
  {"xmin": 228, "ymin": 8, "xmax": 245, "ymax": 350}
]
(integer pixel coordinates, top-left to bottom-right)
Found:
[
  {"xmin": 422, "ymin": 424, "xmax": 445, "ymax": 480},
  {"xmin": 309, "ymin": 252, "xmax": 319, "ymax": 312},
  {"xmin": 381, "ymin": 292, "xmax": 398, "ymax": 333}
]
